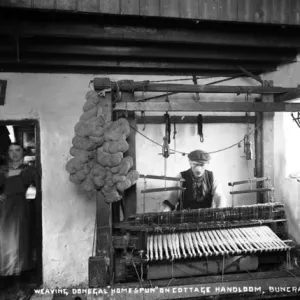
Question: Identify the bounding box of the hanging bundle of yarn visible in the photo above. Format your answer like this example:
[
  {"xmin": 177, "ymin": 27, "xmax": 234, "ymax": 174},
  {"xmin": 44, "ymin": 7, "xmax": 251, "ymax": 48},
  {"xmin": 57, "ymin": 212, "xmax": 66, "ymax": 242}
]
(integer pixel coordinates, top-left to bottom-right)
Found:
[{"xmin": 65, "ymin": 90, "xmax": 139, "ymax": 203}]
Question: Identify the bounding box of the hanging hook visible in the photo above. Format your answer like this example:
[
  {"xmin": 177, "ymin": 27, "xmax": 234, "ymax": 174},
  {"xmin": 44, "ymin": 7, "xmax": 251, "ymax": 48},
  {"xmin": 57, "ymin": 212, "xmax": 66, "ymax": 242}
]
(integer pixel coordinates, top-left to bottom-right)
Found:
[
  {"xmin": 164, "ymin": 112, "xmax": 171, "ymax": 144},
  {"xmin": 141, "ymin": 111, "xmax": 146, "ymax": 131},
  {"xmin": 197, "ymin": 114, "xmax": 204, "ymax": 142},
  {"xmin": 173, "ymin": 117, "xmax": 177, "ymax": 140}
]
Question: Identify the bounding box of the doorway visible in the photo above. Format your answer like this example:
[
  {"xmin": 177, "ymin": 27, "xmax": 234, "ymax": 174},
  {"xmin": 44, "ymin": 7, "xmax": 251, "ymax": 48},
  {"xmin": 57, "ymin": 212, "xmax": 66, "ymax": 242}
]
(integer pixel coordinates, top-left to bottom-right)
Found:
[{"xmin": 0, "ymin": 119, "xmax": 42, "ymax": 289}]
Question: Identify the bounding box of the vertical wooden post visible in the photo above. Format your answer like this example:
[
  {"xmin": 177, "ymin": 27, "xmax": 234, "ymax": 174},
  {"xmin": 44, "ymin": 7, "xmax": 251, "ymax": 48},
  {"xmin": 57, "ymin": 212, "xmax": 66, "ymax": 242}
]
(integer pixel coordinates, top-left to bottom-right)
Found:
[
  {"xmin": 255, "ymin": 98, "xmax": 264, "ymax": 204},
  {"xmin": 112, "ymin": 108, "xmax": 121, "ymax": 223},
  {"xmin": 262, "ymin": 81, "xmax": 275, "ymax": 202},
  {"xmin": 95, "ymin": 89, "xmax": 113, "ymax": 286},
  {"xmin": 121, "ymin": 85, "xmax": 137, "ymax": 220}
]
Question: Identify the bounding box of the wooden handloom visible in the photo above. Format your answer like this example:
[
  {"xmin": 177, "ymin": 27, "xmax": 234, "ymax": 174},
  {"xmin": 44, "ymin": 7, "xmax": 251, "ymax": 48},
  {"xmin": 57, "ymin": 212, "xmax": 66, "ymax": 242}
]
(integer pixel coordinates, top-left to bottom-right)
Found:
[{"xmin": 88, "ymin": 78, "xmax": 300, "ymax": 299}]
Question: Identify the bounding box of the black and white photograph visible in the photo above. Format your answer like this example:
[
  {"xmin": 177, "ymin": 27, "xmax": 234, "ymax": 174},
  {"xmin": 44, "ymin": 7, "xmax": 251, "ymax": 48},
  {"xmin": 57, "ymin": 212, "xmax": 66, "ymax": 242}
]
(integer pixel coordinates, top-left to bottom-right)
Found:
[{"xmin": 0, "ymin": 1, "xmax": 300, "ymax": 300}]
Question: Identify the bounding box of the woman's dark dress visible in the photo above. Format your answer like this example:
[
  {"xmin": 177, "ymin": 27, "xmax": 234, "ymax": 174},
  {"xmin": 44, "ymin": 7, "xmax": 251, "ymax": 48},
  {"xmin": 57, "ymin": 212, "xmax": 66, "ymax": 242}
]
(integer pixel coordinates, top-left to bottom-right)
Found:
[{"xmin": 0, "ymin": 165, "xmax": 35, "ymax": 276}]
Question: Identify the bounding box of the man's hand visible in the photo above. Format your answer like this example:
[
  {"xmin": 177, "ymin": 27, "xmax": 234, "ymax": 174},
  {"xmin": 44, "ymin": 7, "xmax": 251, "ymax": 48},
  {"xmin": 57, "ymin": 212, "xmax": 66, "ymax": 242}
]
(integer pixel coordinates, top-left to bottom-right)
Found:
[
  {"xmin": 161, "ymin": 204, "xmax": 172, "ymax": 212},
  {"xmin": 160, "ymin": 200, "xmax": 175, "ymax": 212},
  {"xmin": 0, "ymin": 194, "xmax": 7, "ymax": 203}
]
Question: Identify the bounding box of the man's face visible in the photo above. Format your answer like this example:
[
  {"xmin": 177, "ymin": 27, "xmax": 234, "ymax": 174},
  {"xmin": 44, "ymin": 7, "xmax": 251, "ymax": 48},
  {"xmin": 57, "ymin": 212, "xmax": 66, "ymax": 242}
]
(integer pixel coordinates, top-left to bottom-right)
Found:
[
  {"xmin": 8, "ymin": 145, "xmax": 24, "ymax": 162},
  {"xmin": 189, "ymin": 160, "xmax": 206, "ymax": 178}
]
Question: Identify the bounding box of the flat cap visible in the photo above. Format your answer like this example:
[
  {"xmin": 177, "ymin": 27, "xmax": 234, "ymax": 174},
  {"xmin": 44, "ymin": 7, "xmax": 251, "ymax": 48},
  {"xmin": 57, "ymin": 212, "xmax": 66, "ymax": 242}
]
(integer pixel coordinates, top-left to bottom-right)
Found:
[{"xmin": 188, "ymin": 150, "xmax": 211, "ymax": 162}]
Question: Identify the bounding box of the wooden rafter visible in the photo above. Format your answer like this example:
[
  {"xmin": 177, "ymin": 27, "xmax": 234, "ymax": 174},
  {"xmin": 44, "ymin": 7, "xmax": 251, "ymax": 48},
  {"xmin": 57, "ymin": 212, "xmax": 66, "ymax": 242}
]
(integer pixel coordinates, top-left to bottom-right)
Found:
[
  {"xmin": 1, "ymin": 21, "xmax": 300, "ymax": 50},
  {"xmin": 0, "ymin": 57, "xmax": 277, "ymax": 74},
  {"xmin": 114, "ymin": 101, "xmax": 300, "ymax": 112},
  {"xmin": 0, "ymin": 43, "xmax": 295, "ymax": 64},
  {"xmin": 94, "ymin": 79, "xmax": 296, "ymax": 94},
  {"xmin": 276, "ymin": 87, "xmax": 300, "ymax": 102},
  {"xmin": 135, "ymin": 115, "xmax": 256, "ymax": 124}
]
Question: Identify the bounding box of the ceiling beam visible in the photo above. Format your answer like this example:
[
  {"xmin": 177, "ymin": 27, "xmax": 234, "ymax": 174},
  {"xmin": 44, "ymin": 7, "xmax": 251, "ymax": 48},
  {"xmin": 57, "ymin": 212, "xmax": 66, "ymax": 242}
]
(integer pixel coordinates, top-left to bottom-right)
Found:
[
  {"xmin": 0, "ymin": 57, "xmax": 276, "ymax": 74},
  {"xmin": 0, "ymin": 43, "xmax": 295, "ymax": 64},
  {"xmin": 0, "ymin": 64, "xmax": 244, "ymax": 76},
  {"xmin": 94, "ymin": 79, "xmax": 296, "ymax": 94},
  {"xmin": 0, "ymin": 21, "xmax": 300, "ymax": 49},
  {"xmin": 135, "ymin": 115, "xmax": 256, "ymax": 124},
  {"xmin": 114, "ymin": 101, "xmax": 300, "ymax": 112}
]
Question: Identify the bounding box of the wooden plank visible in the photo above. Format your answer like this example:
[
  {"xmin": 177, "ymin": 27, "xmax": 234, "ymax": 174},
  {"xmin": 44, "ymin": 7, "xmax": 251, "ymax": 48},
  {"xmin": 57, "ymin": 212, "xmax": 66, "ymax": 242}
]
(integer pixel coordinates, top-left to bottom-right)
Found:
[
  {"xmin": 142, "ymin": 187, "xmax": 185, "ymax": 193},
  {"xmin": 120, "ymin": 0, "xmax": 140, "ymax": 15},
  {"xmin": 18, "ymin": 43, "xmax": 295, "ymax": 63},
  {"xmin": 255, "ymin": 101, "xmax": 264, "ymax": 204},
  {"xmin": 32, "ymin": 0, "xmax": 54, "ymax": 9},
  {"xmin": 237, "ymin": 0, "xmax": 272, "ymax": 23},
  {"xmin": 5, "ymin": 0, "xmax": 31, "ymax": 7},
  {"xmin": 217, "ymin": 0, "xmax": 238, "ymax": 21},
  {"xmin": 237, "ymin": 0, "xmax": 247, "ymax": 22},
  {"xmin": 0, "ymin": 57, "xmax": 276, "ymax": 74},
  {"xmin": 0, "ymin": 0, "xmax": 11, "ymax": 7},
  {"xmin": 180, "ymin": 0, "xmax": 199, "ymax": 19},
  {"xmin": 199, "ymin": 0, "xmax": 218, "ymax": 20},
  {"xmin": 122, "ymin": 89, "xmax": 137, "ymax": 220},
  {"xmin": 228, "ymin": 177, "xmax": 269, "ymax": 187},
  {"xmin": 0, "ymin": 0, "xmax": 299, "ymax": 26},
  {"xmin": 56, "ymin": 0, "xmax": 76, "ymax": 10},
  {"xmin": 139, "ymin": 175, "xmax": 184, "ymax": 181},
  {"xmin": 96, "ymin": 91, "xmax": 113, "ymax": 285},
  {"xmin": 139, "ymin": 0, "xmax": 160, "ymax": 16},
  {"xmin": 262, "ymin": 93, "xmax": 274, "ymax": 202},
  {"xmin": 288, "ymin": 0, "xmax": 300, "ymax": 25},
  {"xmin": 248, "ymin": 0, "xmax": 264, "ymax": 23},
  {"xmin": 1, "ymin": 21, "xmax": 300, "ymax": 49},
  {"xmin": 276, "ymin": 87, "xmax": 300, "ymax": 102},
  {"xmin": 0, "ymin": 63, "xmax": 243, "ymax": 77},
  {"xmin": 273, "ymin": 0, "xmax": 289, "ymax": 24},
  {"xmin": 262, "ymin": 0, "xmax": 274, "ymax": 24},
  {"xmin": 77, "ymin": 0, "xmax": 98, "ymax": 12},
  {"xmin": 114, "ymin": 101, "xmax": 300, "ymax": 112},
  {"xmin": 103, "ymin": 81, "xmax": 295, "ymax": 94},
  {"xmin": 136, "ymin": 115, "xmax": 256, "ymax": 124},
  {"xmin": 33, "ymin": 120, "xmax": 43, "ymax": 286},
  {"xmin": 160, "ymin": 0, "xmax": 180, "ymax": 17},
  {"xmin": 230, "ymin": 187, "xmax": 273, "ymax": 195},
  {"xmin": 99, "ymin": 0, "xmax": 120, "ymax": 14}
]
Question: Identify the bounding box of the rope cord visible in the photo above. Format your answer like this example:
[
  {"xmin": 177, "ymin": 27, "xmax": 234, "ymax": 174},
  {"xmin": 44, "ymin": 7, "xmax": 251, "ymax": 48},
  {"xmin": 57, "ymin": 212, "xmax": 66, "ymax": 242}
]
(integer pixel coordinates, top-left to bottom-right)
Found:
[{"xmin": 129, "ymin": 119, "xmax": 262, "ymax": 156}]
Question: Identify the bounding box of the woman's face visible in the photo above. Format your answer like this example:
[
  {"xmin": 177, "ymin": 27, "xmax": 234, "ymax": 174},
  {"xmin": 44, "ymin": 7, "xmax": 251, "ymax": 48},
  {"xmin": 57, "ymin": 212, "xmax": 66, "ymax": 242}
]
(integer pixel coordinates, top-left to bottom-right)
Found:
[
  {"xmin": 189, "ymin": 160, "xmax": 206, "ymax": 178},
  {"xmin": 8, "ymin": 145, "xmax": 24, "ymax": 162}
]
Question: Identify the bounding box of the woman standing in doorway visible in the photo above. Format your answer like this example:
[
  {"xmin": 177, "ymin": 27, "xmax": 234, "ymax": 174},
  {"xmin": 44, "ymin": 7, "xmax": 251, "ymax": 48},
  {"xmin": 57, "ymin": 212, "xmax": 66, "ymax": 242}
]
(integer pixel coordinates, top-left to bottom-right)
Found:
[{"xmin": 0, "ymin": 143, "xmax": 36, "ymax": 289}]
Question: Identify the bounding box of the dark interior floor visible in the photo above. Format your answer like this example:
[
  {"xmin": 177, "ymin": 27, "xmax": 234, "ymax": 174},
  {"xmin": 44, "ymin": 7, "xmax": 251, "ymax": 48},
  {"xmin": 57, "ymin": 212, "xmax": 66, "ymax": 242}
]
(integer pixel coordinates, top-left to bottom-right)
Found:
[{"xmin": 0, "ymin": 269, "xmax": 37, "ymax": 300}]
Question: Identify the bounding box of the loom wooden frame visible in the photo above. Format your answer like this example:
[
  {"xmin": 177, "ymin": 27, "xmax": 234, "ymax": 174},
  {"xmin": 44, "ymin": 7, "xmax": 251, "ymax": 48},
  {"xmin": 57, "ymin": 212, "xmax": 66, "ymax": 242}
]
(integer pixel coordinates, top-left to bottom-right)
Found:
[{"xmin": 93, "ymin": 78, "xmax": 296, "ymax": 297}]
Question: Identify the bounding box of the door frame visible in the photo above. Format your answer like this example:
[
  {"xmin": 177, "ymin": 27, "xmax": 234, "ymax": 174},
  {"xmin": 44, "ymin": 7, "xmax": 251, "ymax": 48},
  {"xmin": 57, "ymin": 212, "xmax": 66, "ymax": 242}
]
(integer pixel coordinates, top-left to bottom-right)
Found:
[{"xmin": 0, "ymin": 118, "xmax": 42, "ymax": 286}]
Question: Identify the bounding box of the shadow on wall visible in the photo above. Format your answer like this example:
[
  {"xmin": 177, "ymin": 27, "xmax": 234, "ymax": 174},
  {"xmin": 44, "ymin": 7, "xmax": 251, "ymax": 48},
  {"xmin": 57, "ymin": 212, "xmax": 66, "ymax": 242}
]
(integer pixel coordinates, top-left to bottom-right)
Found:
[{"xmin": 284, "ymin": 178, "xmax": 300, "ymax": 244}]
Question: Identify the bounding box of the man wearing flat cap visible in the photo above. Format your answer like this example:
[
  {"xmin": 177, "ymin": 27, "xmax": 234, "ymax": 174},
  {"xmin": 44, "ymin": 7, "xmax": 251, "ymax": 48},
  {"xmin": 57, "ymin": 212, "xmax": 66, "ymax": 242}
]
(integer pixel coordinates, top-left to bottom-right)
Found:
[{"xmin": 162, "ymin": 150, "xmax": 226, "ymax": 211}]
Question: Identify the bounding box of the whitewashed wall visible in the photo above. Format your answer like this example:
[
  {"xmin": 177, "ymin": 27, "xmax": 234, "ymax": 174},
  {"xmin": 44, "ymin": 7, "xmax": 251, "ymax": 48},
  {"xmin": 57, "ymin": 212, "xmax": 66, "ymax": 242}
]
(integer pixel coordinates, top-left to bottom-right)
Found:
[
  {"xmin": 263, "ymin": 57, "xmax": 300, "ymax": 240},
  {"xmin": 0, "ymin": 73, "xmax": 260, "ymax": 287},
  {"xmin": 136, "ymin": 122, "xmax": 256, "ymax": 213}
]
